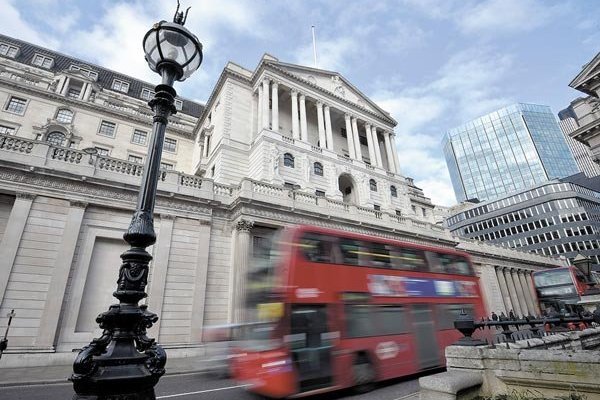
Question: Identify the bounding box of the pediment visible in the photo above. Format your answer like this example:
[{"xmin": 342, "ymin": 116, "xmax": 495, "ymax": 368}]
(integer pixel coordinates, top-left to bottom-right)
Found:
[
  {"xmin": 570, "ymin": 53, "xmax": 600, "ymax": 94},
  {"xmin": 267, "ymin": 61, "xmax": 390, "ymax": 119}
]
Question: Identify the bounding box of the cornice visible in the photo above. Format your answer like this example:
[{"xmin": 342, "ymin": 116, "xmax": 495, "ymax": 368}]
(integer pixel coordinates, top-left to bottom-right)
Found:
[
  {"xmin": 256, "ymin": 62, "xmax": 396, "ymax": 127},
  {"xmin": 0, "ymin": 77, "xmax": 196, "ymax": 140}
]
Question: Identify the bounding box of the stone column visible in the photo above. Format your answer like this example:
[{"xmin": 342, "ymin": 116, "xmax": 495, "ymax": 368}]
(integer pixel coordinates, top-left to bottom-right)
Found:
[
  {"xmin": 526, "ymin": 273, "xmax": 541, "ymax": 315},
  {"xmin": 383, "ymin": 131, "xmax": 395, "ymax": 172},
  {"xmin": 36, "ymin": 200, "xmax": 87, "ymax": 348},
  {"xmin": 344, "ymin": 114, "xmax": 355, "ymax": 159},
  {"xmin": 324, "ymin": 105, "xmax": 333, "ymax": 151},
  {"xmin": 518, "ymin": 270, "xmax": 536, "ymax": 316},
  {"xmin": 271, "ymin": 81, "xmax": 279, "ymax": 132},
  {"xmin": 351, "ymin": 117, "xmax": 362, "ymax": 161},
  {"xmin": 299, "ymin": 94, "xmax": 308, "ymax": 141},
  {"xmin": 233, "ymin": 219, "xmax": 253, "ymax": 323},
  {"xmin": 0, "ymin": 193, "xmax": 35, "ymax": 302},
  {"xmin": 365, "ymin": 123, "xmax": 375, "ymax": 164},
  {"xmin": 371, "ymin": 126, "xmax": 383, "ymax": 167},
  {"xmin": 391, "ymin": 132, "xmax": 402, "ymax": 174},
  {"xmin": 504, "ymin": 268, "xmax": 523, "ymax": 316},
  {"xmin": 262, "ymin": 78, "xmax": 270, "ymax": 129},
  {"xmin": 82, "ymin": 83, "xmax": 93, "ymax": 101},
  {"xmin": 316, "ymin": 101, "xmax": 326, "ymax": 148},
  {"xmin": 512, "ymin": 269, "xmax": 531, "ymax": 316},
  {"xmin": 60, "ymin": 77, "xmax": 71, "ymax": 96},
  {"xmin": 257, "ymin": 85, "xmax": 263, "ymax": 134},
  {"xmin": 146, "ymin": 214, "xmax": 175, "ymax": 340},
  {"xmin": 190, "ymin": 220, "xmax": 212, "ymax": 343},
  {"xmin": 291, "ymin": 89, "xmax": 299, "ymax": 140},
  {"xmin": 495, "ymin": 266, "xmax": 513, "ymax": 314}
]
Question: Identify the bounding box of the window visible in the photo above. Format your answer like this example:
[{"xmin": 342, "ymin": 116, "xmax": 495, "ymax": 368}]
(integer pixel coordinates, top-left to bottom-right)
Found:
[
  {"xmin": 369, "ymin": 241, "xmax": 392, "ymax": 268},
  {"xmin": 393, "ymin": 247, "xmax": 426, "ymax": 271},
  {"xmin": 339, "ymin": 238, "xmax": 367, "ymax": 266},
  {"xmin": 141, "ymin": 88, "xmax": 155, "ymax": 101},
  {"xmin": 46, "ymin": 131, "xmax": 66, "ymax": 147},
  {"xmin": 132, "ymin": 129, "xmax": 147, "ymax": 145},
  {"xmin": 160, "ymin": 162, "xmax": 174, "ymax": 170},
  {"xmin": 112, "ymin": 79, "xmax": 130, "ymax": 93},
  {"xmin": 0, "ymin": 43, "xmax": 18, "ymax": 58},
  {"xmin": 56, "ymin": 109, "xmax": 74, "ymax": 123},
  {"xmin": 283, "ymin": 153, "xmax": 295, "ymax": 168},
  {"xmin": 98, "ymin": 121, "xmax": 116, "ymax": 137},
  {"xmin": 67, "ymin": 88, "xmax": 80, "ymax": 98},
  {"xmin": 164, "ymin": 137, "xmax": 177, "ymax": 153},
  {"xmin": 174, "ymin": 99, "xmax": 183, "ymax": 110},
  {"xmin": 5, "ymin": 96, "xmax": 27, "ymax": 114},
  {"xmin": 315, "ymin": 190, "xmax": 325, "ymax": 197},
  {"xmin": 32, "ymin": 54, "xmax": 53, "ymax": 68},
  {"xmin": 345, "ymin": 305, "xmax": 408, "ymax": 338},
  {"xmin": 395, "ymin": 210, "xmax": 402, "ymax": 216},
  {"xmin": 69, "ymin": 65, "xmax": 98, "ymax": 79},
  {"xmin": 300, "ymin": 233, "xmax": 336, "ymax": 263},
  {"xmin": 211, "ymin": 165, "xmax": 215, "ymax": 177},
  {"xmin": 422, "ymin": 208, "xmax": 427, "ymax": 217},
  {"xmin": 428, "ymin": 253, "xmax": 473, "ymax": 275},
  {"xmin": 128, "ymin": 154, "xmax": 143, "ymax": 164},
  {"xmin": 95, "ymin": 147, "xmax": 110, "ymax": 156},
  {"xmin": 313, "ymin": 162, "xmax": 323, "ymax": 176},
  {"xmin": 369, "ymin": 179, "xmax": 377, "ymax": 191},
  {"xmin": 0, "ymin": 125, "xmax": 16, "ymax": 135},
  {"xmin": 390, "ymin": 185, "xmax": 397, "ymax": 198}
]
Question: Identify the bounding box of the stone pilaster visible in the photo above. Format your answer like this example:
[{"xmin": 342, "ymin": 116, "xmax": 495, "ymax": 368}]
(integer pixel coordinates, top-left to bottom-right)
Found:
[
  {"xmin": 232, "ymin": 219, "xmax": 253, "ymax": 323},
  {"xmin": 316, "ymin": 101, "xmax": 326, "ymax": 148},
  {"xmin": 324, "ymin": 105, "xmax": 333, "ymax": 151},
  {"xmin": 291, "ymin": 89, "xmax": 299, "ymax": 140},
  {"xmin": 271, "ymin": 81, "xmax": 279, "ymax": 132},
  {"xmin": 365, "ymin": 123, "xmax": 375, "ymax": 164},
  {"xmin": 262, "ymin": 78, "xmax": 270, "ymax": 129},
  {"xmin": 351, "ymin": 117, "xmax": 362, "ymax": 161},
  {"xmin": 344, "ymin": 114, "xmax": 355, "ymax": 159},
  {"xmin": 495, "ymin": 266, "xmax": 513, "ymax": 314},
  {"xmin": 299, "ymin": 94, "xmax": 307, "ymax": 141}
]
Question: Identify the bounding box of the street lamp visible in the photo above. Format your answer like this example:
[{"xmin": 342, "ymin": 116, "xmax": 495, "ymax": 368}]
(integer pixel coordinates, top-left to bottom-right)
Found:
[
  {"xmin": 573, "ymin": 253, "xmax": 598, "ymax": 293},
  {"xmin": 71, "ymin": 4, "xmax": 202, "ymax": 399}
]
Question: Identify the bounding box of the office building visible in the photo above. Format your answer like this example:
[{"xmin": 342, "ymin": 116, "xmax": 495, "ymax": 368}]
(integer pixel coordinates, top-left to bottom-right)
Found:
[{"xmin": 443, "ymin": 103, "xmax": 579, "ymax": 203}]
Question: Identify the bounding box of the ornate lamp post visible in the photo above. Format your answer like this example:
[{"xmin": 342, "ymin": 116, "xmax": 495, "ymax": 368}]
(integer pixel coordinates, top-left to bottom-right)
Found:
[
  {"xmin": 71, "ymin": 5, "xmax": 202, "ymax": 399},
  {"xmin": 574, "ymin": 254, "xmax": 599, "ymax": 294}
]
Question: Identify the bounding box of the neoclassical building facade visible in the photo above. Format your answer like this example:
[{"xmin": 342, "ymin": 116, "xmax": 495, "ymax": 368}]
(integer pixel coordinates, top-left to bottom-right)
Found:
[{"xmin": 0, "ymin": 34, "xmax": 564, "ymax": 367}]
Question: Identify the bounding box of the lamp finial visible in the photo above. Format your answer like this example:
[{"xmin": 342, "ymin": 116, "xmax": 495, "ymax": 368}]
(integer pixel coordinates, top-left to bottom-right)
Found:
[{"xmin": 173, "ymin": 0, "xmax": 191, "ymax": 26}]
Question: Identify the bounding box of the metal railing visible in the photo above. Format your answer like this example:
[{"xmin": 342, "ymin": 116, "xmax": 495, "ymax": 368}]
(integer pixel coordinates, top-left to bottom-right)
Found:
[{"xmin": 454, "ymin": 308, "xmax": 600, "ymax": 346}]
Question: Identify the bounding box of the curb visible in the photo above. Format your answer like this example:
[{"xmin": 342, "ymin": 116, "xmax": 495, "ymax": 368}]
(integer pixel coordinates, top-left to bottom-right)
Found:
[{"xmin": 0, "ymin": 367, "xmax": 214, "ymax": 388}]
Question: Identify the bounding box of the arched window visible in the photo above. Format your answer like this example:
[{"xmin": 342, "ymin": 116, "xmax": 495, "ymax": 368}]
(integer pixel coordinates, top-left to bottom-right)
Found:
[
  {"xmin": 369, "ymin": 179, "xmax": 377, "ymax": 192},
  {"xmin": 284, "ymin": 153, "xmax": 295, "ymax": 168},
  {"xmin": 56, "ymin": 108, "xmax": 73, "ymax": 123},
  {"xmin": 390, "ymin": 185, "xmax": 397, "ymax": 197},
  {"xmin": 314, "ymin": 162, "xmax": 323, "ymax": 176},
  {"xmin": 46, "ymin": 131, "xmax": 66, "ymax": 147}
]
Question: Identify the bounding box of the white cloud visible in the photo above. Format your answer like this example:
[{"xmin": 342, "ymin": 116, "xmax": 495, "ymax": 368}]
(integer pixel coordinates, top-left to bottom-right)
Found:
[
  {"xmin": 372, "ymin": 47, "xmax": 516, "ymax": 206},
  {"xmin": 295, "ymin": 36, "xmax": 356, "ymax": 72},
  {"xmin": 457, "ymin": 0, "xmax": 563, "ymax": 35},
  {"xmin": 0, "ymin": 1, "xmax": 58, "ymax": 47}
]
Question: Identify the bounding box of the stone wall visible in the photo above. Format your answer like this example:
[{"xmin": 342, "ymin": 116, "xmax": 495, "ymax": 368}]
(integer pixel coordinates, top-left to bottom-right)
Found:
[{"xmin": 420, "ymin": 327, "xmax": 600, "ymax": 399}]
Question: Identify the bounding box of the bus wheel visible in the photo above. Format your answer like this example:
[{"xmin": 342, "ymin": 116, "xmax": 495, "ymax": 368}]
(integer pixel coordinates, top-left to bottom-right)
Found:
[{"xmin": 352, "ymin": 355, "xmax": 375, "ymax": 394}]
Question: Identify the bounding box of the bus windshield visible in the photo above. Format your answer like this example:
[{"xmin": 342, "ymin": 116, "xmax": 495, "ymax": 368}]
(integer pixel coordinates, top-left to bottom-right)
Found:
[{"xmin": 533, "ymin": 269, "xmax": 573, "ymax": 288}]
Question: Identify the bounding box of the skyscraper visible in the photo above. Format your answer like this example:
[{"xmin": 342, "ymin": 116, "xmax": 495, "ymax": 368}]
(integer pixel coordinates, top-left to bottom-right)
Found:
[{"xmin": 442, "ymin": 103, "xmax": 579, "ymax": 203}]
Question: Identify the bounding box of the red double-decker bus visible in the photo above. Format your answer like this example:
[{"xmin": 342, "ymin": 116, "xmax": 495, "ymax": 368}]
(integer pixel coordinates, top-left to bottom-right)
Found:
[
  {"xmin": 231, "ymin": 225, "xmax": 486, "ymax": 398},
  {"xmin": 532, "ymin": 266, "xmax": 595, "ymax": 315}
]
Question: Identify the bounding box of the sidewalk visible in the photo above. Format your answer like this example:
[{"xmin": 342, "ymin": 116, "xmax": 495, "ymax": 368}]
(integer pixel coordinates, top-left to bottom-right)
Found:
[{"xmin": 0, "ymin": 357, "xmax": 213, "ymax": 387}]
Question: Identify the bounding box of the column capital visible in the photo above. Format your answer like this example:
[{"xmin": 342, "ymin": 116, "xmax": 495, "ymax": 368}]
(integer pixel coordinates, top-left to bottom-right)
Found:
[
  {"xmin": 299, "ymin": 93, "xmax": 306, "ymax": 100},
  {"xmin": 16, "ymin": 192, "xmax": 36, "ymax": 200},
  {"xmin": 364, "ymin": 122, "xmax": 371, "ymax": 129},
  {"xmin": 236, "ymin": 219, "xmax": 254, "ymax": 232},
  {"xmin": 344, "ymin": 113, "xmax": 351, "ymax": 121},
  {"xmin": 159, "ymin": 213, "xmax": 175, "ymax": 220},
  {"xmin": 262, "ymin": 77, "xmax": 271, "ymax": 84},
  {"xmin": 69, "ymin": 200, "xmax": 88, "ymax": 209},
  {"xmin": 291, "ymin": 88, "xmax": 298, "ymax": 96},
  {"xmin": 271, "ymin": 80, "xmax": 279, "ymax": 87},
  {"xmin": 316, "ymin": 101, "xmax": 323, "ymax": 108},
  {"xmin": 324, "ymin": 104, "xmax": 330, "ymax": 110}
]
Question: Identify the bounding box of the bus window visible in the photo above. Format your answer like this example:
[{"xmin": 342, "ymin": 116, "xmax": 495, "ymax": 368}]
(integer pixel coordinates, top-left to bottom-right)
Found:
[
  {"xmin": 435, "ymin": 304, "xmax": 475, "ymax": 330},
  {"xmin": 339, "ymin": 238, "xmax": 368, "ymax": 266},
  {"xmin": 376, "ymin": 306, "xmax": 408, "ymax": 335},
  {"xmin": 369, "ymin": 241, "xmax": 393, "ymax": 268},
  {"xmin": 300, "ymin": 233, "xmax": 337, "ymax": 263},
  {"xmin": 392, "ymin": 247, "xmax": 426, "ymax": 271},
  {"xmin": 427, "ymin": 253, "xmax": 473, "ymax": 275},
  {"xmin": 345, "ymin": 305, "xmax": 374, "ymax": 337}
]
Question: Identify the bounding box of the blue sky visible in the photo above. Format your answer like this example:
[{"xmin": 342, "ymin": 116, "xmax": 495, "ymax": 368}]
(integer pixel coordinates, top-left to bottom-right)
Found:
[{"xmin": 2, "ymin": 0, "xmax": 599, "ymax": 206}]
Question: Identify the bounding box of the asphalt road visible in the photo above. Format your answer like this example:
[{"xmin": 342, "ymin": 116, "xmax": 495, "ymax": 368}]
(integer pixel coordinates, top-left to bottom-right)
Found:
[{"xmin": 0, "ymin": 371, "xmax": 421, "ymax": 400}]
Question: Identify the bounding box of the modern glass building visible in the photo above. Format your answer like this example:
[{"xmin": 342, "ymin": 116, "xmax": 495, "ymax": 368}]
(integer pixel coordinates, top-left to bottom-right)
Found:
[{"xmin": 443, "ymin": 103, "xmax": 580, "ymax": 203}]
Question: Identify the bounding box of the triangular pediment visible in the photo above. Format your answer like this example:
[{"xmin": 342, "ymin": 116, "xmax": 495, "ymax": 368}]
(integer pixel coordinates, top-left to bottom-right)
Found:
[
  {"xmin": 570, "ymin": 52, "xmax": 600, "ymax": 95},
  {"xmin": 266, "ymin": 61, "xmax": 393, "ymax": 121}
]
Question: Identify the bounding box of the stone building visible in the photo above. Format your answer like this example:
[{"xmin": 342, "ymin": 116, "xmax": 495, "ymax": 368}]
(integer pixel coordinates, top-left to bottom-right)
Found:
[
  {"xmin": 0, "ymin": 34, "xmax": 564, "ymax": 367},
  {"xmin": 568, "ymin": 52, "xmax": 600, "ymax": 166}
]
